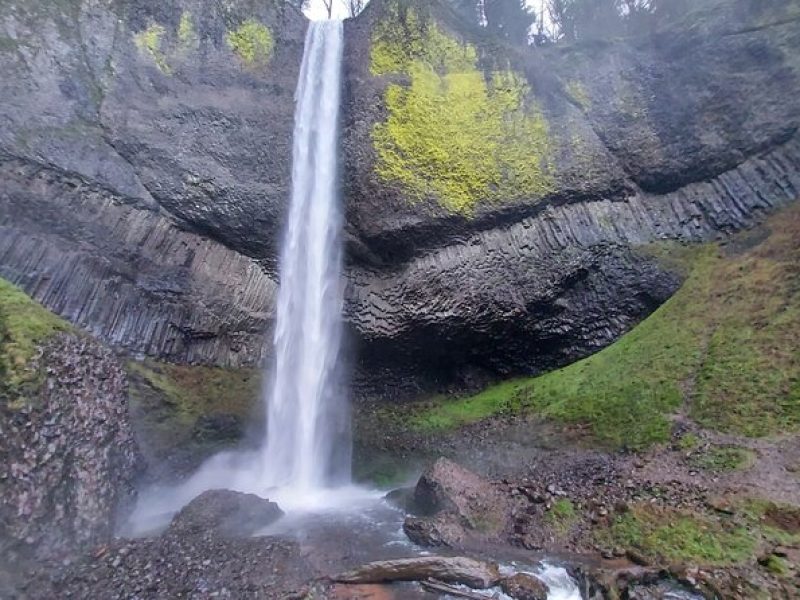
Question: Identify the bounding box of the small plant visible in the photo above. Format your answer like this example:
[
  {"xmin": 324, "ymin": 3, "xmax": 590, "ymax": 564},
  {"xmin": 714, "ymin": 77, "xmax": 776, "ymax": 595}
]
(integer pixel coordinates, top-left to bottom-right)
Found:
[
  {"xmin": 178, "ymin": 12, "xmax": 198, "ymax": 53},
  {"xmin": 691, "ymin": 446, "xmax": 754, "ymax": 472},
  {"xmin": 134, "ymin": 23, "xmax": 170, "ymax": 73},
  {"xmin": 546, "ymin": 498, "xmax": 578, "ymax": 533},
  {"xmin": 226, "ymin": 20, "xmax": 274, "ymax": 67},
  {"xmin": 678, "ymin": 433, "xmax": 700, "ymax": 451}
]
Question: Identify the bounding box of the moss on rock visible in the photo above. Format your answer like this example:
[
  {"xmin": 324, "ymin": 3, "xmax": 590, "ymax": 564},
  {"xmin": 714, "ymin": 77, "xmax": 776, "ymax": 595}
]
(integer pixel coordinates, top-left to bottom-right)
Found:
[
  {"xmin": 126, "ymin": 359, "xmax": 262, "ymax": 470},
  {"xmin": 0, "ymin": 278, "xmax": 71, "ymax": 401},
  {"xmin": 178, "ymin": 11, "xmax": 198, "ymax": 54},
  {"xmin": 370, "ymin": 5, "xmax": 554, "ymax": 215},
  {"xmin": 134, "ymin": 23, "xmax": 170, "ymax": 73},
  {"xmin": 597, "ymin": 505, "xmax": 755, "ymax": 566},
  {"xmin": 226, "ymin": 19, "xmax": 275, "ymax": 67}
]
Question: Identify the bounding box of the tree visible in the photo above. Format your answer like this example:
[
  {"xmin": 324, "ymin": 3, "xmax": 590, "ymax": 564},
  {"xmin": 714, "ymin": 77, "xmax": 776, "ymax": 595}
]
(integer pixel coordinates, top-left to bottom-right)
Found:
[
  {"xmin": 484, "ymin": 0, "xmax": 536, "ymax": 45},
  {"xmin": 343, "ymin": 0, "xmax": 367, "ymax": 18},
  {"xmin": 321, "ymin": 0, "xmax": 334, "ymax": 18}
]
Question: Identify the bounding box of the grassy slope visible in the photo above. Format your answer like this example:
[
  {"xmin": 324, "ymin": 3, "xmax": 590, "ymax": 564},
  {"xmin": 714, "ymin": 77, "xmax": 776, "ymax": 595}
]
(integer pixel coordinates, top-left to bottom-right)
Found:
[
  {"xmin": 404, "ymin": 203, "xmax": 800, "ymax": 449},
  {"xmin": 0, "ymin": 278, "xmax": 71, "ymax": 403}
]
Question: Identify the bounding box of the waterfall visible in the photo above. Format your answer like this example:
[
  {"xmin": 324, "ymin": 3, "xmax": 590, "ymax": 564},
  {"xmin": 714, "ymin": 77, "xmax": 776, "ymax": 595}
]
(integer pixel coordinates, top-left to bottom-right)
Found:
[
  {"xmin": 124, "ymin": 20, "xmax": 357, "ymax": 531},
  {"xmin": 261, "ymin": 19, "xmax": 349, "ymax": 491}
]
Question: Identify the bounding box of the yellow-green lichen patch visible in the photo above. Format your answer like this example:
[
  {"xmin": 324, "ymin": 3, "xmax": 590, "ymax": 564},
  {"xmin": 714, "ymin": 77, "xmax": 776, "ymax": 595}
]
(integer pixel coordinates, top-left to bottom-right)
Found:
[
  {"xmin": 134, "ymin": 23, "xmax": 170, "ymax": 73},
  {"xmin": 226, "ymin": 19, "xmax": 274, "ymax": 67},
  {"xmin": 370, "ymin": 7, "xmax": 554, "ymax": 215},
  {"xmin": 178, "ymin": 11, "xmax": 198, "ymax": 53}
]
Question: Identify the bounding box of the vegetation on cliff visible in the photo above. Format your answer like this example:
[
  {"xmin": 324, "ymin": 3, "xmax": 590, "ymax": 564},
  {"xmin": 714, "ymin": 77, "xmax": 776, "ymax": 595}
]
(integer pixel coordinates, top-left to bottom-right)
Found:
[
  {"xmin": 127, "ymin": 360, "xmax": 262, "ymax": 467},
  {"xmin": 370, "ymin": 4, "xmax": 553, "ymax": 214},
  {"xmin": 134, "ymin": 23, "xmax": 171, "ymax": 73},
  {"xmin": 401, "ymin": 203, "xmax": 800, "ymax": 448},
  {"xmin": 226, "ymin": 19, "xmax": 275, "ymax": 67},
  {"xmin": 0, "ymin": 279, "xmax": 71, "ymax": 401},
  {"xmin": 134, "ymin": 13, "xmax": 274, "ymax": 72}
]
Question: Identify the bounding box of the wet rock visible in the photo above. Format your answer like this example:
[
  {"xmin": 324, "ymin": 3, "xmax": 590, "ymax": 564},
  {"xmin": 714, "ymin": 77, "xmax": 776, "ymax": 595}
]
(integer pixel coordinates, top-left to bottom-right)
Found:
[
  {"xmin": 383, "ymin": 487, "xmax": 415, "ymax": 512},
  {"xmin": 403, "ymin": 514, "xmax": 465, "ymax": 548},
  {"xmin": 192, "ymin": 413, "xmax": 245, "ymax": 443},
  {"xmin": 0, "ymin": 334, "xmax": 142, "ymax": 562},
  {"xmin": 334, "ymin": 556, "xmax": 501, "ymax": 589},
  {"xmin": 167, "ymin": 490, "xmax": 283, "ymax": 539},
  {"xmin": 499, "ymin": 573, "xmax": 548, "ymax": 600}
]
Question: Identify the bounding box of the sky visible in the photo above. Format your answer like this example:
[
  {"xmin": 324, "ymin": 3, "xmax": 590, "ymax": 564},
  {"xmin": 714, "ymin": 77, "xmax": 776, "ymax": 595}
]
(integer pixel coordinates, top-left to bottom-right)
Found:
[
  {"xmin": 304, "ymin": 0, "xmax": 546, "ymax": 22},
  {"xmin": 304, "ymin": 1, "xmax": 350, "ymax": 20}
]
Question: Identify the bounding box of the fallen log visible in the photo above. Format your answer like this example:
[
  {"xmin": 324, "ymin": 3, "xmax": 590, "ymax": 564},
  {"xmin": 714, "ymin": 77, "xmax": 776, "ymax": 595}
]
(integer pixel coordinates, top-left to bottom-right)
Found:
[{"xmin": 333, "ymin": 556, "xmax": 502, "ymax": 589}]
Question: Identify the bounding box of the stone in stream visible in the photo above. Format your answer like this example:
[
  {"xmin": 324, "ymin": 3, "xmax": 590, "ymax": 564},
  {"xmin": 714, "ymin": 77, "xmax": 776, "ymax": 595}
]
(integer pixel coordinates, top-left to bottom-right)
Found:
[
  {"xmin": 499, "ymin": 573, "xmax": 549, "ymax": 600},
  {"xmin": 333, "ymin": 556, "xmax": 502, "ymax": 589},
  {"xmin": 167, "ymin": 489, "xmax": 283, "ymax": 539},
  {"xmin": 402, "ymin": 458, "xmax": 509, "ymax": 547},
  {"xmin": 403, "ymin": 514, "xmax": 466, "ymax": 547}
]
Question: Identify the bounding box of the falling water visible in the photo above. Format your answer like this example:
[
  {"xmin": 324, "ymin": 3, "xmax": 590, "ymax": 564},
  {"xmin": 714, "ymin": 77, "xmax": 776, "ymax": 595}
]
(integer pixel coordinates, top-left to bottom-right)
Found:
[
  {"xmin": 261, "ymin": 19, "xmax": 349, "ymax": 491},
  {"xmin": 125, "ymin": 21, "xmax": 355, "ymax": 530}
]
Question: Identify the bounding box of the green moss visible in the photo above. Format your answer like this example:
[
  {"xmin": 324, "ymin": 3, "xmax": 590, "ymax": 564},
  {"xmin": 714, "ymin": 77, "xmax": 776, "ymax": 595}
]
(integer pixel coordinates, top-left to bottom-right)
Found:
[
  {"xmin": 399, "ymin": 203, "xmax": 800, "ymax": 448},
  {"xmin": 677, "ymin": 433, "xmax": 700, "ymax": 451},
  {"xmin": 134, "ymin": 23, "xmax": 170, "ymax": 73},
  {"xmin": 740, "ymin": 499, "xmax": 800, "ymax": 546},
  {"xmin": 0, "ymin": 279, "xmax": 71, "ymax": 392},
  {"xmin": 691, "ymin": 446, "xmax": 755, "ymax": 472},
  {"xmin": 127, "ymin": 360, "xmax": 261, "ymax": 425},
  {"xmin": 599, "ymin": 506, "xmax": 755, "ymax": 566},
  {"xmin": 226, "ymin": 19, "xmax": 274, "ymax": 67},
  {"xmin": 761, "ymin": 555, "xmax": 790, "ymax": 576},
  {"xmin": 370, "ymin": 6, "xmax": 553, "ymax": 215},
  {"xmin": 126, "ymin": 359, "xmax": 262, "ymax": 461},
  {"xmin": 565, "ymin": 80, "xmax": 590, "ymax": 109},
  {"xmin": 546, "ymin": 498, "xmax": 578, "ymax": 533},
  {"xmin": 178, "ymin": 11, "xmax": 198, "ymax": 53}
]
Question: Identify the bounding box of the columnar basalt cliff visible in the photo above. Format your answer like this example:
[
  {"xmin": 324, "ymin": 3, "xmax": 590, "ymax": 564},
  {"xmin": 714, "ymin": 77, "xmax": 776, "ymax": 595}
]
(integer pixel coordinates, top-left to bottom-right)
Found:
[
  {"xmin": 1, "ymin": 0, "xmax": 799, "ymax": 395},
  {"xmin": 340, "ymin": 0, "xmax": 800, "ymax": 397},
  {"xmin": 0, "ymin": 0, "xmax": 305, "ymax": 366}
]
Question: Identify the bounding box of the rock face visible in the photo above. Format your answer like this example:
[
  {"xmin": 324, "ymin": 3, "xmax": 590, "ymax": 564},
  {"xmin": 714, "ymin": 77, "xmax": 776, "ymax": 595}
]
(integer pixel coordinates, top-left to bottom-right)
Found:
[
  {"xmin": 1, "ymin": 0, "xmax": 799, "ymax": 396},
  {"xmin": 167, "ymin": 489, "xmax": 284, "ymax": 538},
  {"xmin": 341, "ymin": 0, "xmax": 800, "ymax": 397},
  {"xmin": 0, "ymin": 0, "xmax": 303, "ymax": 366},
  {"xmin": 0, "ymin": 334, "xmax": 141, "ymax": 562}
]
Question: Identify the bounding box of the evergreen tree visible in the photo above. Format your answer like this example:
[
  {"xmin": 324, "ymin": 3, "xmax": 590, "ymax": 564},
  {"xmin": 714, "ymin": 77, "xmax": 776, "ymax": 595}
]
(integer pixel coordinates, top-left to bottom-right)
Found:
[{"xmin": 484, "ymin": 0, "xmax": 536, "ymax": 45}]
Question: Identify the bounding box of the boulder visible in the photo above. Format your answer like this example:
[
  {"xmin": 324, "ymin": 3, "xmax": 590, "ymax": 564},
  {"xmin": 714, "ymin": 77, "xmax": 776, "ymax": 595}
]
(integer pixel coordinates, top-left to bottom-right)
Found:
[
  {"xmin": 500, "ymin": 573, "xmax": 549, "ymax": 600},
  {"xmin": 413, "ymin": 458, "xmax": 507, "ymax": 524},
  {"xmin": 334, "ymin": 556, "xmax": 501, "ymax": 589},
  {"xmin": 167, "ymin": 490, "xmax": 283, "ymax": 539},
  {"xmin": 402, "ymin": 458, "xmax": 509, "ymax": 547},
  {"xmin": 403, "ymin": 514, "xmax": 466, "ymax": 548}
]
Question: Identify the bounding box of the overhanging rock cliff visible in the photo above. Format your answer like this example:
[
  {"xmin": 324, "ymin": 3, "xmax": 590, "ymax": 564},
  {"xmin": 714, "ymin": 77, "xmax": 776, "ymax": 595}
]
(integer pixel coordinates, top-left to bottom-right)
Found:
[{"xmin": 341, "ymin": 0, "xmax": 800, "ymax": 397}]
